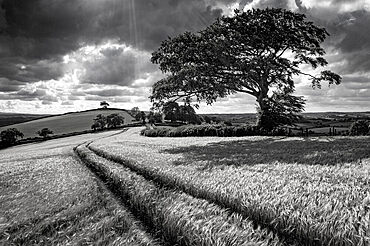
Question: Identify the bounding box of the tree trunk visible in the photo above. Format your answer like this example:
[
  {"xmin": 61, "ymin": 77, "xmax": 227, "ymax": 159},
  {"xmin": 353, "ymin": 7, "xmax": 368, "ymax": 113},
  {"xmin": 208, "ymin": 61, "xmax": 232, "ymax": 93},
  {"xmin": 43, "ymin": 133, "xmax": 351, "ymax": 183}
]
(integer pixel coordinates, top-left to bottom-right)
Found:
[{"xmin": 256, "ymin": 85, "xmax": 272, "ymax": 130}]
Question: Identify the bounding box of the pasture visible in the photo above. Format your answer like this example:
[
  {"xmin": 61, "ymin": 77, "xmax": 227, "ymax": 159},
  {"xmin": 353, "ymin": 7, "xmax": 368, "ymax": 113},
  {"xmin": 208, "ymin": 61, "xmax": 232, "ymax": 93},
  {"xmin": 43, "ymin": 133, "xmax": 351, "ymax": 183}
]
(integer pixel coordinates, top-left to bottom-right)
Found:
[
  {"xmin": 0, "ymin": 109, "xmax": 134, "ymax": 139},
  {"xmin": 1, "ymin": 126, "xmax": 369, "ymax": 245}
]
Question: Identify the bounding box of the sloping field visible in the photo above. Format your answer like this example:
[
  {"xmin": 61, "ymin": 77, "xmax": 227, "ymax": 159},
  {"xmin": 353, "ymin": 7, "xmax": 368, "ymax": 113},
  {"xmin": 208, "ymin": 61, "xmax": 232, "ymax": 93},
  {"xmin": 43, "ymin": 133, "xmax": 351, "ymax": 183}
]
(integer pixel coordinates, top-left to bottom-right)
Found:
[
  {"xmin": 0, "ymin": 109, "xmax": 135, "ymax": 138},
  {"xmin": 86, "ymin": 127, "xmax": 370, "ymax": 245},
  {"xmin": 0, "ymin": 130, "xmax": 160, "ymax": 245}
]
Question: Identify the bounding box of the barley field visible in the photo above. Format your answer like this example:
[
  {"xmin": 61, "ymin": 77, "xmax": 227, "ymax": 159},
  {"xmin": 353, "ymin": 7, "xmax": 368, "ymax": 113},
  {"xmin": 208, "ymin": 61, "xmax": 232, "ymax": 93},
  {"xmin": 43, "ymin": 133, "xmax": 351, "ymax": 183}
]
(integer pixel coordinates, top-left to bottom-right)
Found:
[
  {"xmin": 0, "ymin": 130, "xmax": 160, "ymax": 245},
  {"xmin": 1, "ymin": 127, "xmax": 369, "ymax": 245}
]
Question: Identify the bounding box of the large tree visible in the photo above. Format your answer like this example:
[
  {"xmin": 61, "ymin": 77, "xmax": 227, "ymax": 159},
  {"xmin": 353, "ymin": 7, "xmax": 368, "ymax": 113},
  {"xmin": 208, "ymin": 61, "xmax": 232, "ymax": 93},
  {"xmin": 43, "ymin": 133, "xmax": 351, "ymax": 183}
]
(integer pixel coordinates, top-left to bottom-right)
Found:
[{"xmin": 150, "ymin": 8, "xmax": 341, "ymax": 130}]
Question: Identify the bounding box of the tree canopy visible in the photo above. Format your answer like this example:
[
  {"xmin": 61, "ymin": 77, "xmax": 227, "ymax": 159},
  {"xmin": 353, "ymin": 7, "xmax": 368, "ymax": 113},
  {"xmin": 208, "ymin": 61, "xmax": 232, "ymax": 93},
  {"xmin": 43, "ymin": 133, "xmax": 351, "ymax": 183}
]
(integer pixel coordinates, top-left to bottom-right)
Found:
[
  {"xmin": 107, "ymin": 113, "xmax": 124, "ymax": 128},
  {"xmin": 100, "ymin": 101, "xmax": 109, "ymax": 109},
  {"xmin": 150, "ymin": 8, "xmax": 341, "ymax": 130},
  {"xmin": 163, "ymin": 101, "xmax": 201, "ymax": 124},
  {"xmin": 93, "ymin": 114, "xmax": 107, "ymax": 130},
  {"xmin": 37, "ymin": 128, "xmax": 53, "ymax": 138},
  {"xmin": 1, "ymin": 128, "xmax": 24, "ymax": 145}
]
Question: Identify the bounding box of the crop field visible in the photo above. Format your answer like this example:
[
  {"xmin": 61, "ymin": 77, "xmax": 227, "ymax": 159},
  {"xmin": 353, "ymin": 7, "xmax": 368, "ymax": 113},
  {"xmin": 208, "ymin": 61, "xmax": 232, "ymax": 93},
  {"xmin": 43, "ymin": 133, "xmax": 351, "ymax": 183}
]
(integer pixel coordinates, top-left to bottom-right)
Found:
[
  {"xmin": 0, "ymin": 131, "xmax": 160, "ymax": 245},
  {"xmin": 86, "ymin": 127, "xmax": 370, "ymax": 245},
  {"xmin": 1, "ymin": 126, "xmax": 369, "ymax": 245}
]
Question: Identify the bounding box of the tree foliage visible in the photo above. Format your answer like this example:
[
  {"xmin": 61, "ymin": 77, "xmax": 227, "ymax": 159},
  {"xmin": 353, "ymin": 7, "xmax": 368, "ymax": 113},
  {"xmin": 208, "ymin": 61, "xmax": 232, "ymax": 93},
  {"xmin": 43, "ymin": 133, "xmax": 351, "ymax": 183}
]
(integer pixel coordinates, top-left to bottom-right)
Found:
[
  {"xmin": 107, "ymin": 113, "xmax": 124, "ymax": 128},
  {"xmin": 350, "ymin": 120, "xmax": 369, "ymax": 136},
  {"xmin": 0, "ymin": 128, "xmax": 24, "ymax": 145},
  {"xmin": 148, "ymin": 111, "xmax": 163, "ymax": 124},
  {"xmin": 93, "ymin": 114, "xmax": 107, "ymax": 130},
  {"xmin": 150, "ymin": 8, "xmax": 341, "ymax": 129},
  {"xmin": 162, "ymin": 101, "xmax": 201, "ymax": 124},
  {"xmin": 130, "ymin": 107, "xmax": 146, "ymax": 123},
  {"xmin": 37, "ymin": 128, "xmax": 53, "ymax": 138},
  {"xmin": 100, "ymin": 101, "xmax": 109, "ymax": 109}
]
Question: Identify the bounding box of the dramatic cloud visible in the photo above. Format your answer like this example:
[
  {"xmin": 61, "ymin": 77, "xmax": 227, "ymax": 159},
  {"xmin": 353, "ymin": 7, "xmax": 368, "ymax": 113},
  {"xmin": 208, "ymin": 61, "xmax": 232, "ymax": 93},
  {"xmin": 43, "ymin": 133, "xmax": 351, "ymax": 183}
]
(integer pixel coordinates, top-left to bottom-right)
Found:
[
  {"xmin": 0, "ymin": 0, "xmax": 368, "ymax": 113},
  {"xmin": 80, "ymin": 45, "xmax": 157, "ymax": 86}
]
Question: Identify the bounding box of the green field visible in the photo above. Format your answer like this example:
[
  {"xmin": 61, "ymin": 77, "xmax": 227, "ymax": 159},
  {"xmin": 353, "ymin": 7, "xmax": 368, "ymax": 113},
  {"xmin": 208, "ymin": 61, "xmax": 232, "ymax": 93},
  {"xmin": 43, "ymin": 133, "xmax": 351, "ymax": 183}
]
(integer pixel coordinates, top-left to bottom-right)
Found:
[
  {"xmin": 0, "ymin": 109, "xmax": 135, "ymax": 139},
  {"xmin": 1, "ymin": 127, "xmax": 369, "ymax": 245}
]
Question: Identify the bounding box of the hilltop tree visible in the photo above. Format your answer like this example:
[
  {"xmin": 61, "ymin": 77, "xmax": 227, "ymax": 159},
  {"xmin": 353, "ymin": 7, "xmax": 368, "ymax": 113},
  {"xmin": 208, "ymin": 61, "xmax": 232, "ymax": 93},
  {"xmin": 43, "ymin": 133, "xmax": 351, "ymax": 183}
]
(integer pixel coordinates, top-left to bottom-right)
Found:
[
  {"xmin": 100, "ymin": 101, "xmax": 109, "ymax": 109},
  {"xmin": 107, "ymin": 113, "xmax": 124, "ymax": 128},
  {"xmin": 37, "ymin": 128, "xmax": 53, "ymax": 138},
  {"xmin": 0, "ymin": 128, "xmax": 24, "ymax": 146},
  {"xmin": 151, "ymin": 8, "xmax": 341, "ymax": 130}
]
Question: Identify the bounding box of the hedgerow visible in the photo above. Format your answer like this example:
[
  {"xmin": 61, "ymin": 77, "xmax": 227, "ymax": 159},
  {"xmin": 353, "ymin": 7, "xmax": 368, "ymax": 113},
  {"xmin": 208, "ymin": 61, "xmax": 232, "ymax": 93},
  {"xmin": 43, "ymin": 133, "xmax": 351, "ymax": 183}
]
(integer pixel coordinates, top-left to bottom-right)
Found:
[{"xmin": 141, "ymin": 124, "xmax": 287, "ymax": 137}]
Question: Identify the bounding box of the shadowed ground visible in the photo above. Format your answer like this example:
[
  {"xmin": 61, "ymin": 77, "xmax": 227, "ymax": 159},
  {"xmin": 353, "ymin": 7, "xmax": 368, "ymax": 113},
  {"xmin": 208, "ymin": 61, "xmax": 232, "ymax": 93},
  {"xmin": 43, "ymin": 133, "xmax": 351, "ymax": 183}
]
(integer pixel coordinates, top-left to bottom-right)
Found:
[{"xmin": 163, "ymin": 137, "xmax": 370, "ymax": 166}]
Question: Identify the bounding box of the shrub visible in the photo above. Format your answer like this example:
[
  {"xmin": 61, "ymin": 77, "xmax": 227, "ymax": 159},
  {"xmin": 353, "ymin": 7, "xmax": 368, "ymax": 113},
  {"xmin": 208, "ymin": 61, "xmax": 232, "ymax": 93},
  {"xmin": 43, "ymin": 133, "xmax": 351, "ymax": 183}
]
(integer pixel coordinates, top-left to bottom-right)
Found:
[{"xmin": 350, "ymin": 120, "xmax": 369, "ymax": 136}]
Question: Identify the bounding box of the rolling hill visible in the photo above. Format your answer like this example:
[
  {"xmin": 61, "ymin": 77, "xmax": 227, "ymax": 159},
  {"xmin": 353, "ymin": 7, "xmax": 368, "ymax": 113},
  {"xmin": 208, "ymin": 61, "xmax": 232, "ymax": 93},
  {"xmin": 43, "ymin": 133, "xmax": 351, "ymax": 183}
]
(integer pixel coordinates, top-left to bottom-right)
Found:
[
  {"xmin": 0, "ymin": 108, "xmax": 135, "ymax": 139},
  {"xmin": 0, "ymin": 112, "xmax": 51, "ymax": 127}
]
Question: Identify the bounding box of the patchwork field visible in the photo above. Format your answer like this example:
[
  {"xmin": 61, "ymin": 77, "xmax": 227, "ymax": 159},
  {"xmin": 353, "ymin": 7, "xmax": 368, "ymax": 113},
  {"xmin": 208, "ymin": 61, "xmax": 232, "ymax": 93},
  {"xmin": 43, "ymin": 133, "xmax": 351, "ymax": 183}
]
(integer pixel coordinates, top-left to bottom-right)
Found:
[{"xmin": 1, "ymin": 126, "xmax": 369, "ymax": 245}]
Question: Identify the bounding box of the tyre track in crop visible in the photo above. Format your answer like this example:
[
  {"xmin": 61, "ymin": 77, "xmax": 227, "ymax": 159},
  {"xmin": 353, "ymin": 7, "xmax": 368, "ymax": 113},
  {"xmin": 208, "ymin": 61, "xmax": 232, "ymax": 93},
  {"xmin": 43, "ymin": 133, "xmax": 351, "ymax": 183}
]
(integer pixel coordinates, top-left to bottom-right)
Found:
[
  {"xmin": 73, "ymin": 143, "xmax": 165, "ymax": 246},
  {"xmin": 75, "ymin": 142, "xmax": 286, "ymax": 246},
  {"xmin": 85, "ymin": 141, "xmax": 308, "ymax": 246}
]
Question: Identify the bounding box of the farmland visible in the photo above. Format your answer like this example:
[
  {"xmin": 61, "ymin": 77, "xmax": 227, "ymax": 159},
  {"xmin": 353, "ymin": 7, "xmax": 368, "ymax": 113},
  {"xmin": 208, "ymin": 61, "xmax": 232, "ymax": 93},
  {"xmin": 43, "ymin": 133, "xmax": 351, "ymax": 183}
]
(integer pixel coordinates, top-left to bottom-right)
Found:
[
  {"xmin": 0, "ymin": 108, "xmax": 135, "ymax": 139},
  {"xmin": 1, "ymin": 126, "xmax": 370, "ymax": 245},
  {"xmin": 0, "ymin": 130, "xmax": 160, "ymax": 245}
]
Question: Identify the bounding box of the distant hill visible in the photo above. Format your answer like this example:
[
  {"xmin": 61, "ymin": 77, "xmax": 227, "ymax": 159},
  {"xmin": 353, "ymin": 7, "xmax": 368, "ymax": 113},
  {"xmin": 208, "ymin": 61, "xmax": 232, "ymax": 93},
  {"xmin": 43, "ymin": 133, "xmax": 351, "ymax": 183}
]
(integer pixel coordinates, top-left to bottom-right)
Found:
[
  {"xmin": 201, "ymin": 112, "xmax": 370, "ymax": 125},
  {"xmin": 0, "ymin": 112, "xmax": 51, "ymax": 127},
  {"xmin": 0, "ymin": 108, "xmax": 135, "ymax": 139}
]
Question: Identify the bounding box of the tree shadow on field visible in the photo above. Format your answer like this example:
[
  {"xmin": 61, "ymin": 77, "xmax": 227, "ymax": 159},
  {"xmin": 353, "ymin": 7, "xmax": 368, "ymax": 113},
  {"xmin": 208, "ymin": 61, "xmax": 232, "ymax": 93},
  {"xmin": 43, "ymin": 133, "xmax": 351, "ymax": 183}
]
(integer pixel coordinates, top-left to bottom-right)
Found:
[{"xmin": 163, "ymin": 137, "xmax": 370, "ymax": 167}]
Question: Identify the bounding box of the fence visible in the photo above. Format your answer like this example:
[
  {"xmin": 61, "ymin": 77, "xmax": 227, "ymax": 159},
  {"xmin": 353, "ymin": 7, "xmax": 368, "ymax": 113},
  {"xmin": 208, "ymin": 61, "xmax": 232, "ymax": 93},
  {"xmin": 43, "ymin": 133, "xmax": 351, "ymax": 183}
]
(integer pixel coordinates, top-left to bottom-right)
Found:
[{"xmin": 286, "ymin": 125, "xmax": 349, "ymax": 137}]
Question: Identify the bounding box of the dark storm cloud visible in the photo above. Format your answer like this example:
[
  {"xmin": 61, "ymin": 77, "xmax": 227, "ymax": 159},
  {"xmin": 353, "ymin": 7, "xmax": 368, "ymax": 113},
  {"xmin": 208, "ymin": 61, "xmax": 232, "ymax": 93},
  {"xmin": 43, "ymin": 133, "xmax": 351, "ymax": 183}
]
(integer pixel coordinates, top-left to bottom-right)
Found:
[
  {"xmin": 0, "ymin": 78, "xmax": 22, "ymax": 92},
  {"xmin": 0, "ymin": 0, "xmax": 225, "ymax": 99},
  {"xmin": 1, "ymin": 0, "xmax": 369, "ymax": 111},
  {"xmin": 1, "ymin": 0, "xmax": 223, "ymax": 56},
  {"xmin": 0, "ymin": 57, "xmax": 64, "ymax": 82}
]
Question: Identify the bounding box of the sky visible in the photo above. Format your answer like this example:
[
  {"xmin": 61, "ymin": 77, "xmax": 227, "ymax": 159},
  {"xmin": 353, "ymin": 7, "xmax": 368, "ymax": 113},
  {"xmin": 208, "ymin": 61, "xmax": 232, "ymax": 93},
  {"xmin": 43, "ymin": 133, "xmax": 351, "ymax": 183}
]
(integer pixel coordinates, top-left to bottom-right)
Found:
[{"xmin": 0, "ymin": 0, "xmax": 369, "ymax": 114}]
